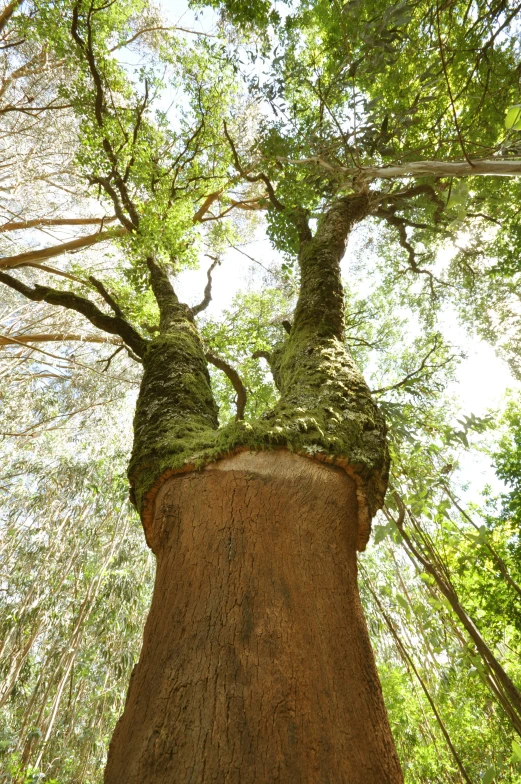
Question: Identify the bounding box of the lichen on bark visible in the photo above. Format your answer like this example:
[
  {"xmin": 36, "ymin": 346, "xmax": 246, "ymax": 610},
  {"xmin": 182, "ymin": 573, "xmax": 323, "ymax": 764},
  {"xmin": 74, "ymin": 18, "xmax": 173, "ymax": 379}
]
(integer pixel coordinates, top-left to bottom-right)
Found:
[{"xmin": 129, "ymin": 196, "xmax": 389, "ymax": 550}]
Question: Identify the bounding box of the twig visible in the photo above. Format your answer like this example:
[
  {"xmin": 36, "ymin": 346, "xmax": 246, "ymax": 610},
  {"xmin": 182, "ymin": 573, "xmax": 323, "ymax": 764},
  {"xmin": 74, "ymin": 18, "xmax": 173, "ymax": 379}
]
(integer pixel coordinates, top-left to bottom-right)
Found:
[
  {"xmin": 435, "ymin": 0, "xmax": 473, "ymax": 166},
  {"xmin": 109, "ymin": 25, "xmax": 216, "ymax": 52},
  {"xmin": 361, "ymin": 566, "xmax": 474, "ymax": 784},
  {"xmin": 97, "ymin": 344, "xmax": 124, "ymax": 371}
]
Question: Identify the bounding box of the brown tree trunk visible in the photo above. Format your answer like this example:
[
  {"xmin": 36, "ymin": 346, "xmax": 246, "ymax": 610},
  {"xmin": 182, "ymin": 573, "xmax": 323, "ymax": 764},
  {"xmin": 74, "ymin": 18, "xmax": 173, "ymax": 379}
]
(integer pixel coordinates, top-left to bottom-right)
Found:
[{"xmin": 105, "ymin": 451, "xmax": 403, "ymax": 783}]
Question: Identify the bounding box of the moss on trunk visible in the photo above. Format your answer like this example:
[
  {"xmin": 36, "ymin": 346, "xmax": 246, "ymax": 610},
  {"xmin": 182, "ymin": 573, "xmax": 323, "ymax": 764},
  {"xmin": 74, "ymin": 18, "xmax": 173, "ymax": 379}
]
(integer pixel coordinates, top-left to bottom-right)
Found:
[{"xmin": 129, "ymin": 197, "xmax": 388, "ymax": 550}]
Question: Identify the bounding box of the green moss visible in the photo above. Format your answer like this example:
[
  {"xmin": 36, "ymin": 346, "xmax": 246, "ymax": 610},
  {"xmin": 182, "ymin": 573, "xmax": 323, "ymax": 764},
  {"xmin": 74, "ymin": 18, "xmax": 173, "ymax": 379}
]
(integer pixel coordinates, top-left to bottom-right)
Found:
[
  {"xmin": 129, "ymin": 196, "xmax": 388, "ymax": 523},
  {"xmin": 130, "ymin": 327, "xmax": 388, "ymax": 521}
]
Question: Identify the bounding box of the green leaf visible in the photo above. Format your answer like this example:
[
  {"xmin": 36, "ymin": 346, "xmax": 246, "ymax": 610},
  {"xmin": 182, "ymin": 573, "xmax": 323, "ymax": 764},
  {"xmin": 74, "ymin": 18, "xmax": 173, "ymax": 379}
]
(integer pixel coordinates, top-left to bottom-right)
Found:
[
  {"xmin": 512, "ymin": 740, "xmax": 521, "ymax": 761},
  {"xmin": 482, "ymin": 767, "xmax": 495, "ymax": 784},
  {"xmin": 373, "ymin": 524, "xmax": 390, "ymax": 544},
  {"xmin": 505, "ymin": 105, "xmax": 521, "ymax": 131}
]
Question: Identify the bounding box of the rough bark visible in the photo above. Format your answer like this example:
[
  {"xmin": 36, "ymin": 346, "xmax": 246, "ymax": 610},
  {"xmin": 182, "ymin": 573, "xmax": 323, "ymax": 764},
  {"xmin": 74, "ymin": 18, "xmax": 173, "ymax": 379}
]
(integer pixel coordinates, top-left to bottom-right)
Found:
[{"xmin": 105, "ymin": 451, "xmax": 403, "ymax": 784}]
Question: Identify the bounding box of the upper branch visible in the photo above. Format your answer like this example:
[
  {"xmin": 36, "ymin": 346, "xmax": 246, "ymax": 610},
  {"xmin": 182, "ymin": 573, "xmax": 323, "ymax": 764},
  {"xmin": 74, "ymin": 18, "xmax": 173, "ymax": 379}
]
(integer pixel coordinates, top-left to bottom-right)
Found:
[
  {"xmin": 205, "ymin": 352, "xmax": 247, "ymax": 421},
  {"xmin": 223, "ymin": 121, "xmax": 285, "ymax": 212},
  {"xmin": 278, "ymin": 157, "xmax": 521, "ymax": 181},
  {"xmin": 191, "ymin": 257, "xmax": 219, "ymax": 316},
  {"xmin": 371, "ymin": 337, "xmax": 454, "ymax": 395},
  {"xmin": 0, "ymin": 216, "xmax": 117, "ymax": 232},
  {"xmin": 0, "ymin": 270, "xmax": 147, "ymax": 357},
  {"xmin": 71, "ymin": 4, "xmax": 140, "ymax": 229},
  {"xmin": 0, "ymin": 227, "xmax": 128, "ymax": 269},
  {"xmin": 0, "ymin": 0, "xmax": 23, "ymax": 34}
]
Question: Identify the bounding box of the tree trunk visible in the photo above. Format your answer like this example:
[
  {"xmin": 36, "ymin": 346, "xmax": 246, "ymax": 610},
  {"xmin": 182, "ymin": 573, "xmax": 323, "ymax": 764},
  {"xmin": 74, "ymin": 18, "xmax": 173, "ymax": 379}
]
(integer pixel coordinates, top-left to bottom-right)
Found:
[{"xmin": 105, "ymin": 451, "xmax": 402, "ymax": 783}]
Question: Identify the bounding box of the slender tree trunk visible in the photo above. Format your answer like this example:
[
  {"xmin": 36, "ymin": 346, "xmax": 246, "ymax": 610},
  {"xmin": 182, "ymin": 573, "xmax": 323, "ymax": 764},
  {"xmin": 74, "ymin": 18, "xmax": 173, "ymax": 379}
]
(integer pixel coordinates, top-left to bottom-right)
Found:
[{"xmin": 105, "ymin": 451, "xmax": 402, "ymax": 783}]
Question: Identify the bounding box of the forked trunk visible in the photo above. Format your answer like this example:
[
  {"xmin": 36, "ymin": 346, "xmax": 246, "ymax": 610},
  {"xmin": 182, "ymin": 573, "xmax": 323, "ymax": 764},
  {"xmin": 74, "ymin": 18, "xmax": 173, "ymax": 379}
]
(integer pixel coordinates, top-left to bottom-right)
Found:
[
  {"xmin": 105, "ymin": 451, "xmax": 402, "ymax": 783},
  {"xmin": 113, "ymin": 199, "xmax": 402, "ymax": 779}
]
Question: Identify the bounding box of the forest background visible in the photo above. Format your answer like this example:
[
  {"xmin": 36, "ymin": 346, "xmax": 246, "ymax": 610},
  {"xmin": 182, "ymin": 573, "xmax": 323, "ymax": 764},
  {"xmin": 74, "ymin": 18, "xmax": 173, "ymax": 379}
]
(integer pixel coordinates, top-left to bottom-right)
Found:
[{"xmin": 1, "ymin": 0, "xmax": 521, "ymax": 781}]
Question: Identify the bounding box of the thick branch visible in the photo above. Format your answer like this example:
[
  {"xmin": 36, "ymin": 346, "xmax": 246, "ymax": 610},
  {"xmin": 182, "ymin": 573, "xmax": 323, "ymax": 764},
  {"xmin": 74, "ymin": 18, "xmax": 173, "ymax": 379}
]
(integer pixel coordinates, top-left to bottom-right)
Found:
[
  {"xmin": 0, "ymin": 332, "xmax": 123, "ymax": 346},
  {"xmin": 145, "ymin": 256, "xmax": 186, "ymax": 332},
  {"xmin": 88, "ymin": 275, "xmax": 125, "ymax": 318},
  {"xmin": 191, "ymin": 258, "xmax": 219, "ymax": 316},
  {"xmin": 279, "ymin": 157, "xmax": 521, "ymax": 181},
  {"xmin": 0, "ymin": 0, "xmax": 23, "ymax": 33},
  {"xmin": 205, "ymin": 352, "xmax": 246, "ymax": 421},
  {"xmin": 0, "ymin": 216, "xmax": 117, "ymax": 232},
  {"xmin": 0, "ymin": 271, "xmax": 147, "ymax": 358},
  {"xmin": 292, "ymin": 195, "xmax": 370, "ymax": 339},
  {"xmin": 192, "ymin": 190, "xmax": 223, "ymax": 223},
  {"xmin": 0, "ymin": 228, "xmax": 128, "ymax": 269},
  {"xmin": 252, "ymin": 349, "xmax": 272, "ymax": 363}
]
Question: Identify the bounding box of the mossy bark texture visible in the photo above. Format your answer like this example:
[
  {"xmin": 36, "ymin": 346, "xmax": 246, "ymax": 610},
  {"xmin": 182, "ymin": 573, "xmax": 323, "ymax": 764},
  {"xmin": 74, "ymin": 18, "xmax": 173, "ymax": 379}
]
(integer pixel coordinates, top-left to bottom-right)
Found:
[{"xmin": 129, "ymin": 196, "xmax": 388, "ymax": 550}]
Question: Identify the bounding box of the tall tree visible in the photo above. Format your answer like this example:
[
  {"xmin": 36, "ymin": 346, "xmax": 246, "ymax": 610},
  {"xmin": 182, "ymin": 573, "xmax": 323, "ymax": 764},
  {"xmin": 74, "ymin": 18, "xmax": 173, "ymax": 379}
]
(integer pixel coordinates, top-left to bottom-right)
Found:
[{"xmin": 2, "ymin": 0, "xmax": 521, "ymax": 781}]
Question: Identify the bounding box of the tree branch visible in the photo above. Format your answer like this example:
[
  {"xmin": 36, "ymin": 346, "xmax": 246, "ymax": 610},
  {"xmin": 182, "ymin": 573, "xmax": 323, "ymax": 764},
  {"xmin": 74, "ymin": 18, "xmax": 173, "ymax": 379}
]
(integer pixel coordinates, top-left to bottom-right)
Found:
[
  {"xmin": 361, "ymin": 566, "xmax": 474, "ymax": 784},
  {"xmin": 435, "ymin": 0, "xmax": 473, "ymax": 166},
  {"xmin": 0, "ymin": 332, "xmax": 123, "ymax": 347},
  {"xmin": 371, "ymin": 339, "xmax": 449, "ymax": 395},
  {"xmin": 223, "ymin": 121, "xmax": 285, "ymax": 212},
  {"xmin": 278, "ymin": 157, "xmax": 521, "ymax": 181},
  {"xmin": 375, "ymin": 206, "xmax": 448, "ymax": 293},
  {"xmin": 191, "ymin": 257, "xmax": 219, "ymax": 316},
  {"xmin": 252, "ymin": 349, "xmax": 272, "ymax": 363},
  {"xmin": 109, "ymin": 25, "xmax": 216, "ymax": 52},
  {"xmin": 71, "ymin": 4, "xmax": 140, "ymax": 228},
  {"xmin": 15, "ymin": 263, "xmax": 90, "ymax": 286},
  {"xmin": 192, "ymin": 190, "xmax": 223, "ymax": 223},
  {"xmin": 88, "ymin": 275, "xmax": 125, "ymax": 318},
  {"xmin": 0, "ymin": 271, "xmax": 147, "ymax": 357},
  {"xmin": 0, "ymin": 228, "xmax": 128, "ymax": 269},
  {"xmin": 0, "ymin": 0, "xmax": 23, "ymax": 34},
  {"xmin": 0, "ymin": 216, "xmax": 117, "ymax": 232},
  {"xmin": 205, "ymin": 352, "xmax": 247, "ymax": 421}
]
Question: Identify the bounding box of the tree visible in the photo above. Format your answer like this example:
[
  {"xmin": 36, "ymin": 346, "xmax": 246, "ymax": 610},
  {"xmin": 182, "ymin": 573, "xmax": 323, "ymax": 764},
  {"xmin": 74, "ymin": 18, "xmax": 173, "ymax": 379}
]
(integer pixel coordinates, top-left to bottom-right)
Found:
[{"xmin": 2, "ymin": 0, "xmax": 521, "ymax": 781}]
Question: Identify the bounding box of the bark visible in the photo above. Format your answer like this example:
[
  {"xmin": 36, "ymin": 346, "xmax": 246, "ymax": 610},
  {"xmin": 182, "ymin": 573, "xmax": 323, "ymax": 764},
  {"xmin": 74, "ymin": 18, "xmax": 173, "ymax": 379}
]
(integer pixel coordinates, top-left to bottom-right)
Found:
[
  {"xmin": 279, "ymin": 156, "xmax": 521, "ymax": 181},
  {"xmin": 105, "ymin": 451, "xmax": 402, "ymax": 784}
]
